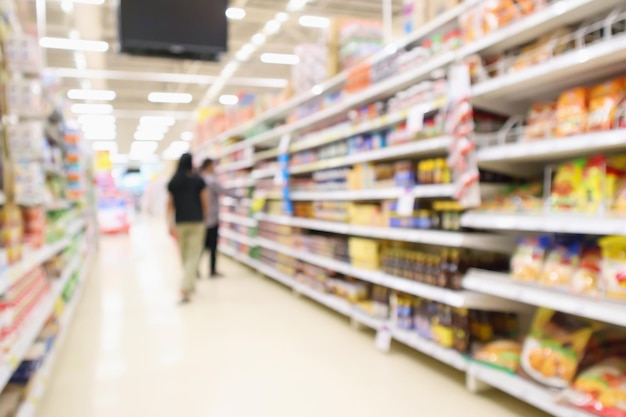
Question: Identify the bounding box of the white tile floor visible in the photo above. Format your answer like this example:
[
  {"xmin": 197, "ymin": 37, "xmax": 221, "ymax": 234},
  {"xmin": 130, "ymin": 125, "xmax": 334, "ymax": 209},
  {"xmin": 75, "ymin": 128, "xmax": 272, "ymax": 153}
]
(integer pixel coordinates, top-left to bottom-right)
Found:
[{"xmin": 38, "ymin": 218, "xmax": 548, "ymax": 417}]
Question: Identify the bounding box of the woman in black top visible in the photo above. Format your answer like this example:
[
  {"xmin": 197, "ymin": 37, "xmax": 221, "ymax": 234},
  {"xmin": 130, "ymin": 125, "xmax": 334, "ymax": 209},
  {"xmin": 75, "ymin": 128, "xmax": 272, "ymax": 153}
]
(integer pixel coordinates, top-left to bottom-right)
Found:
[{"xmin": 167, "ymin": 153, "xmax": 209, "ymax": 303}]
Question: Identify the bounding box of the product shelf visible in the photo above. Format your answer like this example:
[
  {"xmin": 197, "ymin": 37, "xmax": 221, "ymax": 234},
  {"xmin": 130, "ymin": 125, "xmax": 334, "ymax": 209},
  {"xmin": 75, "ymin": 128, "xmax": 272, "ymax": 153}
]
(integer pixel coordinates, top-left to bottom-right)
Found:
[
  {"xmin": 464, "ymin": 269, "xmax": 626, "ymax": 327},
  {"xmin": 466, "ymin": 364, "xmax": 595, "ymax": 417},
  {"xmin": 14, "ymin": 244, "xmax": 95, "ymax": 417},
  {"xmin": 461, "ymin": 211, "xmax": 626, "ymax": 236},
  {"xmin": 476, "ymin": 130, "xmax": 626, "ymax": 174},
  {"xmin": 0, "ymin": 218, "xmax": 86, "ymax": 296},
  {"xmin": 471, "ymin": 36, "xmax": 626, "ymax": 115},
  {"xmin": 216, "ymin": 158, "xmax": 254, "ymax": 174},
  {"xmin": 0, "ymin": 248, "xmax": 83, "ymax": 395},
  {"xmin": 220, "ymin": 229, "xmax": 257, "ymax": 247},
  {"xmin": 391, "ymin": 326, "xmax": 468, "ymax": 371},
  {"xmin": 220, "ymin": 213, "xmax": 258, "ymax": 228},
  {"xmin": 252, "ymin": 166, "xmax": 280, "ymax": 179},
  {"xmin": 256, "ymin": 213, "xmax": 514, "ymax": 253},
  {"xmin": 290, "ymin": 136, "xmax": 452, "ymax": 175},
  {"xmin": 256, "ymin": 237, "xmax": 523, "ymax": 310},
  {"xmin": 223, "ymin": 177, "xmax": 255, "ymax": 189},
  {"xmin": 290, "ymin": 184, "xmax": 455, "ymax": 201}
]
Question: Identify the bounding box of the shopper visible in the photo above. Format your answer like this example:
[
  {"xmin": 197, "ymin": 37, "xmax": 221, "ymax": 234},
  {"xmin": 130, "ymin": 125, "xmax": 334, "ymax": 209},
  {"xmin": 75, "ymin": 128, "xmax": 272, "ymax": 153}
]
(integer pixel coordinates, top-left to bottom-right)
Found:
[
  {"xmin": 167, "ymin": 153, "xmax": 209, "ymax": 303},
  {"xmin": 200, "ymin": 158, "xmax": 239, "ymax": 278}
]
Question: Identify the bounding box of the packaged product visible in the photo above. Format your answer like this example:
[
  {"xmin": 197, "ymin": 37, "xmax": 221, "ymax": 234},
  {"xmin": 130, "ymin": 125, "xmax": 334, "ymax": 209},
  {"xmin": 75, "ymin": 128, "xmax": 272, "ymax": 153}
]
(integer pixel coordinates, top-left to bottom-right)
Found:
[
  {"xmin": 555, "ymin": 88, "xmax": 588, "ymax": 137},
  {"xmin": 550, "ymin": 159, "xmax": 585, "ymax": 211},
  {"xmin": 571, "ymin": 247, "xmax": 602, "ymax": 295},
  {"xmin": 524, "ymin": 102, "xmax": 556, "ymax": 140},
  {"xmin": 521, "ymin": 309, "xmax": 596, "ymax": 389},
  {"xmin": 599, "ymin": 236, "xmax": 626, "ymax": 300},
  {"xmin": 540, "ymin": 240, "xmax": 581, "ymax": 288},
  {"xmin": 473, "ymin": 340, "xmax": 522, "ymax": 373},
  {"xmin": 587, "ymin": 78, "xmax": 625, "ymax": 132},
  {"xmin": 511, "ymin": 236, "xmax": 551, "ymax": 282},
  {"xmin": 481, "ymin": 0, "xmax": 522, "ymax": 35},
  {"xmin": 581, "ymin": 155, "xmax": 624, "ymax": 214},
  {"xmin": 563, "ymin": 358, "xmax": 626, "ymax": 417}
]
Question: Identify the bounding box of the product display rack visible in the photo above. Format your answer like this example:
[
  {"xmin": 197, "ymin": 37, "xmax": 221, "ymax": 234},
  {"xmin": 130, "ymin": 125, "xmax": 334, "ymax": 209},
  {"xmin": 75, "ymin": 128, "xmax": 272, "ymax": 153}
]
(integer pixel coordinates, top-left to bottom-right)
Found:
[{"xmin": 201, "ymin": 1, "xmax": 626, "ymax": 416}]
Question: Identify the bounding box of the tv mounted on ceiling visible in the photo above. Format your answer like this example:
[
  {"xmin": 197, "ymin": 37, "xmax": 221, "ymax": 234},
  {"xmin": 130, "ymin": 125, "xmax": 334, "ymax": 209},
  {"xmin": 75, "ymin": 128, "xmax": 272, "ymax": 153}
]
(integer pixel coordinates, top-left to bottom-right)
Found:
[{"xmin": 118, "ymin": 0, "xmax": 228, "ymax": 62}]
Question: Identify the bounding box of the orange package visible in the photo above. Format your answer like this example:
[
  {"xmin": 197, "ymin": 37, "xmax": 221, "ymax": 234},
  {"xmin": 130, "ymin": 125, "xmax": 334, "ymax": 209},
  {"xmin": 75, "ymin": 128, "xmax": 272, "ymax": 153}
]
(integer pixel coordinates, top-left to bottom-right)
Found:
[
  {"xmin": 482, "ymin": 0, "xmax": 522, "ymax": 35},
  {"xmin": 555, "ymin": 87, "xmax": 588, "ymax": 137},
  {"xmin": 587, "ymin": 77, "xmax": 625, "ymax": 132}
]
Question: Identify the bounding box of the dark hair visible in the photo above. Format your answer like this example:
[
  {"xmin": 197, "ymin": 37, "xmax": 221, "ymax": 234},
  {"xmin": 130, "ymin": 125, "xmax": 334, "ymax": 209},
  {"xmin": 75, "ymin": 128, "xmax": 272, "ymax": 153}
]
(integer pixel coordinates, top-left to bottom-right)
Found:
[
  {"xmin": 169, "ymin": 153, "xmax": 194, "ymax": 189},
  {"xmin": 201, "ymin": 158, "xmax": 214, "ymax": 170}
]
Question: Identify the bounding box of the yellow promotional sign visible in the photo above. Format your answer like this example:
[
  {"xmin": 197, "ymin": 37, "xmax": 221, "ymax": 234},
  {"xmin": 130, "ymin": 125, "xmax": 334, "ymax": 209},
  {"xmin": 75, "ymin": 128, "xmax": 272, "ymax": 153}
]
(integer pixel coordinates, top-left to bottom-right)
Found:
[{"xmin": 94, "ymin": 150, "xmax": 112, "ymax": 172}]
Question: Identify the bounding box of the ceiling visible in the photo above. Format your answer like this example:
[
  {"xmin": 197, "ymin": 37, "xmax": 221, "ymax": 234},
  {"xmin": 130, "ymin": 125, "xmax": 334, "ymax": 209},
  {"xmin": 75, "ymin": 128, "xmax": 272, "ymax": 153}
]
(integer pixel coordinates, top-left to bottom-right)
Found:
[{"xmin": 33, "ymin": 0, "xmax": 402, "ymax": 159}]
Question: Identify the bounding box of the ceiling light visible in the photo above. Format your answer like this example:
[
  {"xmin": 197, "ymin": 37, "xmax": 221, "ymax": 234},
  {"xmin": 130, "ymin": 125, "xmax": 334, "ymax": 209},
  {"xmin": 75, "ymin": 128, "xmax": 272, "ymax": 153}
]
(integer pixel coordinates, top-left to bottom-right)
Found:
[
  {"xmin": 219, "ymin": 95, "xmax": 239, "ymax": 105},
  {"xmin": 68, "ymin": 89, "xmax": 116, "ymax": 101},
  {"xmin": 181, "ymin": 131, "xmax": 194, "ymax": 141},
  {"xmin": 260, "ymin": 53, "xmax": 299, "ymax": 65},
  {"xmin": 251, "ymin": 34, "xmax": 266, "ymax": 46},
  {"xmin": 275, "ymin": 12, "xmax": 289, "ymax": 22},
  {"xmin": 61, "ymin": 0, "xmax": 73, "ymax": 14},
  {"xmin": 134, "ymin": 131, "xmax": 165, "ymax": 141},
  {"xmin": 130, "ymin": 141, "xmax": 159, "ymax": 155},
  {"xmin": 139, "ymin": 116, "xmax": 176, "ymax": 126},
  {"xmin": 167, "ymin": 141, "xmax": 190, "ymax": 152},
  {"xmin": 225, "ymin": 7, "xmax": 246, "ymax": 20},
  {"xmin": 136, "ymin": 124, "xmax": 169, "ymax": 134},
  {"xmin": 78, "ymin": 115, "xmax": 115, "ymax": 125},
  {"xmin": 92, "ymin": 141, "xmax": 117, "ymax": 151},
  {"xmin": 39, "ymin": 37, "xmax": 109, "ymax": 52},
  {"xmin": 263, "ymin": 20, "xmax": 281, "ymax": 35},
  {"xmin": 71, "ymin": 103, "xmax": 113, "ymax": 114},
  {"xmin": 148, "ymin": 92, "xmax": 193, "ymax": 104},
  {"xmin": 299, "ymin": 15, "xmax": 330, "ymax": 28},
  {"xmin": 287, "ymin": 0, "xmax": 308, "ymax": 11}
]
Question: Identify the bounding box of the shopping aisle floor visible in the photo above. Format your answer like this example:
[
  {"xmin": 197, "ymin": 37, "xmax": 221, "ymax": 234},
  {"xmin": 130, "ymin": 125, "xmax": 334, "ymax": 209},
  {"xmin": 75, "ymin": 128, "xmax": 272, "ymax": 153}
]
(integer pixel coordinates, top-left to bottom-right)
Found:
[{"xmin": 38, "ymin": 218, "xmax": 547, "ymax": 417}]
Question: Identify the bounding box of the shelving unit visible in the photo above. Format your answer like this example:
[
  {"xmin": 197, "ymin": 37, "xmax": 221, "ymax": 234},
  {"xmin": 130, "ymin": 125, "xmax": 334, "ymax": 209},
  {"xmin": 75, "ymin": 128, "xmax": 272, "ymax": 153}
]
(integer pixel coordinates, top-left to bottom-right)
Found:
[{"xmin": 200, "ymin": 1, "xmax": 626, "ymax": 415}]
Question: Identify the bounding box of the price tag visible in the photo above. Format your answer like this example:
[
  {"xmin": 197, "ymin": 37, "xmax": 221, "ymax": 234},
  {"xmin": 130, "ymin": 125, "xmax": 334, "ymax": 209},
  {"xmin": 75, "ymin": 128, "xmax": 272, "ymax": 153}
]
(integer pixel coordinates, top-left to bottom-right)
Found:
[
  {"xmin": 407, "ymin": 104, "xmax": 425, "ymax": 133},
  {"xmin": 375, "ymin": 325, "xmax": 392, "ymax": 352},
  {"xmin": 396, "ymin": 190, "xmax": 415, "ymax": 217}
]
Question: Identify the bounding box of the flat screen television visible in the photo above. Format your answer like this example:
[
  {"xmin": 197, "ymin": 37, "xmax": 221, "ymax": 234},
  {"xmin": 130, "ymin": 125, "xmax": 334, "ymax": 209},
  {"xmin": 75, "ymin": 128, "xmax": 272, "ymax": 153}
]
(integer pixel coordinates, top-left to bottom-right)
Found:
[{"xmin": 119, "ymin": 0, "xmax": 228, "ymax": 61}]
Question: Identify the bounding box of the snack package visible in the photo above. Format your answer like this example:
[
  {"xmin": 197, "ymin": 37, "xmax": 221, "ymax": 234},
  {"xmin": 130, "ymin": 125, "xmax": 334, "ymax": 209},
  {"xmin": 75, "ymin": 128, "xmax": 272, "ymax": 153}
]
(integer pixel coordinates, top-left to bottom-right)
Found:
[
  {"xmin": 587, "ymin": 78, "xmax": 625, "ymax": 132},
  {"xmin": 473, "ymin": 340, "xmax": 522, "ymax": 373},
  {"xmin": 524, "ymin": 102, "xmax": 556, "ymax": 140},
  {"xmin": 571, "ymin": 246, "xmax": 602, "ymax": 295},
  {"xmin": 551, "ymin": 159, "xmax": 585, "ymax": 211},
  {"xmin": 481, "ymin": 0, "xmax": 522, "ymax": 35},
  {"xmin": 540, "ymin": 240, "xmax": 581, "ymax": 288},
  {"xmin": 521, "ymin": 309, "xmax": 595, "ymax": 389},
  {"xmin": 511, "ymin": 236, "xmax": 552, "ymax": 282},
  {"xmin": 555, "ymin": 88, "xmax": 588, "ymax": 137},
  {"xmin": 599, "ymin": 236, "xmax": 626, "ymax": 300},
  {"xmin": 563, "ymin": 358, "xmax": 626, "ymax": 417}
]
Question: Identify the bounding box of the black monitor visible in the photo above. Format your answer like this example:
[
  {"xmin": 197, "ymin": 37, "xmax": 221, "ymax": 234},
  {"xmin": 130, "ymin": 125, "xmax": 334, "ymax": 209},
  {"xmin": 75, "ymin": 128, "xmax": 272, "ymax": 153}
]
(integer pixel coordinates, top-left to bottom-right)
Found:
[{"xmin": 118, "ymin": 0, "xmax": 228, "ymax": 61}]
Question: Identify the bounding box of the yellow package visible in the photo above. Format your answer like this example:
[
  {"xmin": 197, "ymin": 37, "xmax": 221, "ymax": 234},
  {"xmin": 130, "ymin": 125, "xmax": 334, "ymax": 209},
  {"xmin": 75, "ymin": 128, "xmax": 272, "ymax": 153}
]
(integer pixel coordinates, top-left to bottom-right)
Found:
[{"xmin": 599, "ymin": 236, "xmax": 626, "ymax": 300}]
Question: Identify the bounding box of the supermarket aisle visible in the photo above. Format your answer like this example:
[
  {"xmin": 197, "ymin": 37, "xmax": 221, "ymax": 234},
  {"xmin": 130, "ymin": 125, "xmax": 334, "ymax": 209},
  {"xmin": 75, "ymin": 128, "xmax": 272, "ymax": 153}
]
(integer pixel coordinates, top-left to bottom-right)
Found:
[{"xmin": 38, "ymin": 218, "xmax": 546, "ymax": 417}]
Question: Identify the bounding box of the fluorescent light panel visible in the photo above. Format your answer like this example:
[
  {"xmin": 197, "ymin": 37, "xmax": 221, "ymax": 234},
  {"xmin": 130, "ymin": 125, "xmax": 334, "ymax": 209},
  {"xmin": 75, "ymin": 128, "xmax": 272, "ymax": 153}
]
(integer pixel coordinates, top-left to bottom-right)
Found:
[
  {"xmin": 68, "ymin": 89, "xmax": 116, "ymax": 101},
  {"xmin": 78, "ymin": 115, "xmax": 115, "ymax": 125},
  {"xmin": 92, "ymin": 141, "xmax": 117, "ymax": 151},
  {"xmin": 134, "ymin": 131, "xmax": 164, "ymax": 141},
  {"xmin": 225, "ymin": 7, "xmax": 246, "ymax": 20},
  {"xmin": 260, "ymin": 53, "xmax": 299, "ymax": 65},
  {"xmin": 84, "ymin": 132, "xmax": 116, "ymax": 140},
  {"xmin": 299, "ymin": 15, "xmax": 330, "ymax": 28},
  {"xmin": 181, "ymin": 131, "xmax": 194, "ymax": 141},
  {"xmin": 148, "ymin": 92, "xmax": 192, "ymax": 104},
  {"xmin": 71, "ymin": 103, "xmax": 113, "ymax": 114},
  {"xmin": 40, "ymin": 37, "xmax": 109, "ymax": 52},
  {"xmin": 130, "ymin": 141, "xmax": 158, "ymax": 154},
  {"xmin": 219, "ymin": 95, "xmax": 239, "ymax": 105}
]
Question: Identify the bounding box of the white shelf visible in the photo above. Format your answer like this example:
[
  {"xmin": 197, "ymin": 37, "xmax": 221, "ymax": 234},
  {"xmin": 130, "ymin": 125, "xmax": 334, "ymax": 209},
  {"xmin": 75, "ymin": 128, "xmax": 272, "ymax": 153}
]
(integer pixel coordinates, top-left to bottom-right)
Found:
[
  {"xmin": 256, "ymin": 237, "xmax": 522, "ymax": 310},
  {"xmin": 466, "ymin": 364, "xmax": 595, "ymax": 417},
  {"xmin": 216, "ymin": 159, "xmax": 254, "ymax": 174},
  {"xmin": 252, "ymin": 167, "xmax": 279, "ymax": 179},
  {"xmin": 220, "ymin": 229, "xmax": 257, "ymax": 247},
  {"xmin": 220, "ymin": 212, "xmax": 257, "ymax": 228},
  {"xmin": 0, "ymin": 219, "xmax": 86, "ymax": 296},
  {"xmin": 223, "ymin": 177, "xmax": 255, "ymax": 189},
  {"xmin": 256, "ymin": 213, "xmax": 515, "ymax": 253},
  {"xmin": 290, "ymin": 184, "xmax": 455, "ymax": 201},
  {"xmin": 472, "ymin": 36, "xmax": 626, "ymax": 114},
  {"xmin": 464, "ymin": 269, "xmax": 626, "ymax": 327},
  {"xmin": 477, "ymin": 130, "xmax": 626, "ymax": 174},
  {"xmin": 461, "ymin": 211, "xmax": 626, "ymax": 236},
  {"xmin": 391, "ymin": 326, "xmax": 467, "ymax": 371},
  {"xmin": 290, "ymin": 137, "xmax": 452, "ymax": 175},
  {"xmin": 15, "ymin": 245, "xmax": 94, "ymax": 417},
  {"xmin": 0, "ymin": 250, "xmax": 82, "ymax": 394}
]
